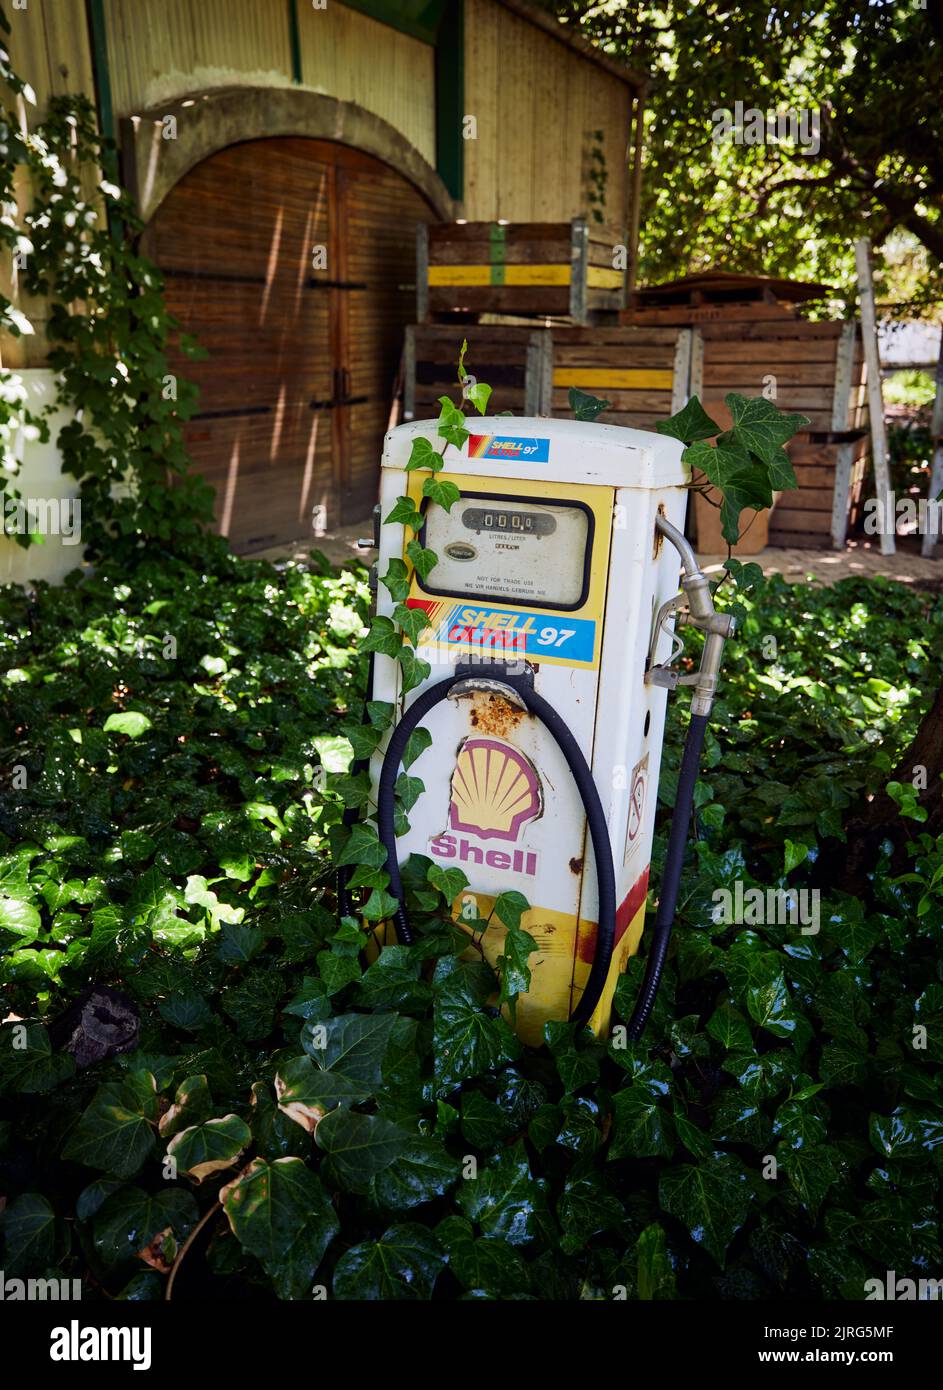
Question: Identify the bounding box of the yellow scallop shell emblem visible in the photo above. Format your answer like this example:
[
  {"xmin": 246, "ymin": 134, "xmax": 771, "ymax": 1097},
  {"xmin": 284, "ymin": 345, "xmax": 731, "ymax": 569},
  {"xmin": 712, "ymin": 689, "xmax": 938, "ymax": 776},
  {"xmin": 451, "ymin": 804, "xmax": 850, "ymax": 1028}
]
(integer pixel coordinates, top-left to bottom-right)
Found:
[{"xmin": 448, "ymin": 737, "xmax": 542, "ymax": 842}]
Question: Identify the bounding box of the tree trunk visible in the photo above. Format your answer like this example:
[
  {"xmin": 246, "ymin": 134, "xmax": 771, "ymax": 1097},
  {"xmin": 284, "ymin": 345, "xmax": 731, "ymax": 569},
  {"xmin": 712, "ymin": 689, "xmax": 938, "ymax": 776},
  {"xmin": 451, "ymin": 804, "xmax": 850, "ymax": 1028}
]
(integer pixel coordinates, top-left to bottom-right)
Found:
[{"xmin": 834, "ymin": 679, "xmax": 943, "ymax": 896}]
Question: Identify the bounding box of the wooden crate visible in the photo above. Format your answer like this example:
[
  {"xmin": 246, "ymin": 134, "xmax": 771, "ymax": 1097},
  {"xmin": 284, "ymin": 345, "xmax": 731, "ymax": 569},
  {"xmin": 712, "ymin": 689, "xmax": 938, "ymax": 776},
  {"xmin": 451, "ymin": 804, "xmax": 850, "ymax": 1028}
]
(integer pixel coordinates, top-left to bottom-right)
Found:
[
  {"xmin": 695, "ymin": 319, "xmax": 868, "ymax": 435},
  {"xmin": 404, "ymin": 323, "xmax": 691, "ymax": 431},
  {"xmin": 768, "ymin": 433, "xmax": 870, "ymax": 549},
  {"xmin": 418, "ymin": 218, "xmax": 625, "ymax": 325},
  {"xmin": 547, "ymin": 325, "xmax": 690, "ymax": 429},
  {"xmin": 404, "ymin": 323, "xmax": 550, "ymax": 422}
]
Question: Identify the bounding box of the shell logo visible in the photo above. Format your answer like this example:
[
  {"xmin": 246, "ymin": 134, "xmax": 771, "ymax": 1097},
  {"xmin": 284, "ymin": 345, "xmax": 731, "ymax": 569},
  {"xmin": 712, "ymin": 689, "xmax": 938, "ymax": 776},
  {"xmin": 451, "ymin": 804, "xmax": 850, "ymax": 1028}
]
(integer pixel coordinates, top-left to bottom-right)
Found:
[{"xmin": 448, "ymin": 737, "xmax": 542, "ymax": 842}]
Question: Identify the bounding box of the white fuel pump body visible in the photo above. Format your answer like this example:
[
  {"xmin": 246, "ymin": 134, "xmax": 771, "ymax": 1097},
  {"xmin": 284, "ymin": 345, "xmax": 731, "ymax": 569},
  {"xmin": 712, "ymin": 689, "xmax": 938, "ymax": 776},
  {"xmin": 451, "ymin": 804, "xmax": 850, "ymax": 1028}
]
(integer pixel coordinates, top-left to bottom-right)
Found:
[{"xmin": 371, "ymin": 417, "xmax": 690, "ymax": 1044}]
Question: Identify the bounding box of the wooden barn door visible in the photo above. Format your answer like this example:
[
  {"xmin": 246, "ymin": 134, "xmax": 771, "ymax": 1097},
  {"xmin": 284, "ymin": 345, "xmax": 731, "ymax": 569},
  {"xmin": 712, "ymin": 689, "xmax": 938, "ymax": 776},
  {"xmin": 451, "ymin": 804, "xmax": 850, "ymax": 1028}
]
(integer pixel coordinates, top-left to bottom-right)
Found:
[{"xmin": 144, "ymin": 138, "xmax": 433, "ymax": 550}]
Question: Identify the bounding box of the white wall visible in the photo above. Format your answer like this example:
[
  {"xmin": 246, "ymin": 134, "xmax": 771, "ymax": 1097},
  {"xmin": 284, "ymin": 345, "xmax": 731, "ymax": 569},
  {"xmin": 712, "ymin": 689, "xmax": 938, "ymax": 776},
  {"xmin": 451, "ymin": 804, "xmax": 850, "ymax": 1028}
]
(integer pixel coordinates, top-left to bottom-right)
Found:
[{"xmin": 0, "ymin": 370, "xmax": 86, "ymax": 587}]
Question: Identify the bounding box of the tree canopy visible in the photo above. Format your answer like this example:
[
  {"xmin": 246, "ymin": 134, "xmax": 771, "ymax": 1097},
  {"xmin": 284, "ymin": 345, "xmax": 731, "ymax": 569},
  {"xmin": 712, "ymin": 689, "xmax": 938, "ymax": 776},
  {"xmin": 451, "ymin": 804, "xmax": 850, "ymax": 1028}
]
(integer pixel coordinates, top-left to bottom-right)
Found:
[{"xmin": 547, "ymin": 0, "xmax": 942, "ymax": 310}]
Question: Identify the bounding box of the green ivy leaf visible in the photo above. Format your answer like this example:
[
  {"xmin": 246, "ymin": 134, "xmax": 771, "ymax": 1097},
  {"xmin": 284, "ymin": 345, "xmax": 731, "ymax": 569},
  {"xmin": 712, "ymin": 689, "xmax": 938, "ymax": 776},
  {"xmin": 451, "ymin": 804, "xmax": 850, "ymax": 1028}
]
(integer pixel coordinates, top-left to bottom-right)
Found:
[
  {"xmin": 435, "ymin": 1215, "xmax": 528, "ymax": 1296},
  {"xmin": 62, "ymin": 1072, "xmax": 158, "ymax": 1179},
  {"xmin": 706, "ymin": 1002, "xmax": 753, "ymax": 1051},
  {"xmin": 315, "ymin": 1108, "xmax": 410, "ymax": 1189},
  {"xmin": 436, "ymin": 398, "xmax": 470, "ymax": 451},
  {"xmin": 422, "ymin": 476, "xmax": 462, "ymax": 510},
  {"xmin": 684, "ymin": 437, "xmax": 773, "ymax": 544},
  {"xmin": 428, "ymin": 863, "xmax": 469, "ymax": 902},
  {"xmin": 93, "ymin": 1186, "xmax": 199, "ymax": 1265},
  {"xmin": 361, "ymin": 616, "xmax": 401, "ymax": 659},
  {"xmin": 167, "ymin": 1114, "xmax": 251, "ymax": 1182},
  {"xmin": 432, "ymin": 960, "xmax": 520, "ymax": 1091},
  {"xmin": 103, "ymin": 711, "xmax": 153, "ymax": 739},
  {"xmin": 380, "ymin": 558, "xmax": 411, "ymax": 602},
  {"xmin": 636, "ymin": 1222, "xmax": 677, "ymax": 1301},
  {"xmin": 397, "ymin": 646, "xmax": 431, "ymax": 694},
  {"xmin": 656, "ymin": 395, "xmax": 720, "ymax": 443},
  {"xmin": 0, "ymin": 1193, "xmax": 58, "ymax": 1274},
  {"xmin": 370, "ymin": 1138, "xmax": 461, "ymax": 1211},
  {"xmin": 456, "ymin": 1140, "xmax": 551, "ymax": 1245},
  {"xmin": 497, "ymin": 920, "xmax": 539, "ymax": 1016},
  {"xmin": 464, "ymin": 381, "xmax": 492, "ymax": 416},
  {"xmin": 609, "ymin": 1089, "xmax": 675, "ymax": 1159},
  {"xmin": 393, "ymin": 602, "xmax": 432, "ymax": 647},
  {"xmin": 222, "ymin": 1157, "xmax": 339, "ymax": 1299},
  {"xmin": 569, "ymin": 387, "xmax": 610, "ymax": 422},
  {"xmin": 725, "ymin": 393, "xmax": 810, "ymax": 464},
  {"xmin": 405, "ymin": 436, "xmax": 439, "ymax": 472},
  {"xmin": 384, "ymin": 496, "xmax": 424, "ymax": 531},
  {"xmin": 406, "ymin": 538, "xmax": 437, "ymax": 581},
  {"xmin": 333, "ymin": 1222, "xmax": 445, "ymax": 1299},
  {"xmin": 335, "ymin": 823, "xmax": 388, "ymax": 870},
  {"xmin": 0, "ymin": 897, "xmax": 41, "ymax": 942},
  {"xmin": 158, "ymin": 1074, "xmax": 213, "ymax": 1140},
  {"xmin": 659, "ymin": 1156, "xmax": 755, "ymax": 1265},
  {"xmin": 302, "ymin": 1010, "xmax": 398, "ymax": 1088},
  {"xmin": 492, "ymin": 890, "xmax": 529, "ymax": 932},
  {"xmin": 777, "ymin": 1143, "xmax": 840, "ymax": 1217},
  {"xmin": 0, "ymin": 1023, "xmax": 75, "ymax": 1094}
]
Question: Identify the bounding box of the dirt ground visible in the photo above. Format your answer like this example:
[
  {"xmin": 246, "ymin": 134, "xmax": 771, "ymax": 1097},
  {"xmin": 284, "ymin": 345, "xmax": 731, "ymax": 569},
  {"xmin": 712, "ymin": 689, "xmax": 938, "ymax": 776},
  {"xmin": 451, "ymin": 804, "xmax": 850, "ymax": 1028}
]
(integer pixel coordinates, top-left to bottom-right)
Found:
[{"xmin": 259, "ymin": 526, "xmax": 943, "ymax": 592}]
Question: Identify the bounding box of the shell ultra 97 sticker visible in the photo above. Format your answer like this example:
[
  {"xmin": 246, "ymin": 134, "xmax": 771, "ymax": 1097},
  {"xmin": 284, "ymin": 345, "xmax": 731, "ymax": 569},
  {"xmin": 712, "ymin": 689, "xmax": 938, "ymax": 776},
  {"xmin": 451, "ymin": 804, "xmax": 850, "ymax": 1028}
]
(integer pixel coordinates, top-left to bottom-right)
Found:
[
  {"xmin": 407, "ymin": 597, "xmax": 598, "ymax": 668},
  {"xmin": 467, "ymin": 435, "xmax": 550, "ymax": 462}
]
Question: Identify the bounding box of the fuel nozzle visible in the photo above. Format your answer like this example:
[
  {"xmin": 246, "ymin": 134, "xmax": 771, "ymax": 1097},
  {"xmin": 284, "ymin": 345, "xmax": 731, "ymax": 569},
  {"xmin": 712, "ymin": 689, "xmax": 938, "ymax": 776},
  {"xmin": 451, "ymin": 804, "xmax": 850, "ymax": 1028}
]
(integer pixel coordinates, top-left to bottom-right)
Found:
[{"xmin": 646, "ymin": 515, "xmax": 736, "ymax": 717}]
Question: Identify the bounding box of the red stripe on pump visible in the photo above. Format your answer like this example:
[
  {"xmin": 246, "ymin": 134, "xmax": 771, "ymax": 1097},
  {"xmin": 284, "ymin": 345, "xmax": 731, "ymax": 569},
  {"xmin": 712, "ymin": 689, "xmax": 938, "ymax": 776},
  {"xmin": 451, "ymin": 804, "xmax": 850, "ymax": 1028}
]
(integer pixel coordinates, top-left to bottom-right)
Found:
[
  {"xmin": 578, "ymin": 865, "xmax": 650, "ymax": 962},
  {"xmin": 615, "ymin": 865, "xmax": 651, "ymax": 945}
]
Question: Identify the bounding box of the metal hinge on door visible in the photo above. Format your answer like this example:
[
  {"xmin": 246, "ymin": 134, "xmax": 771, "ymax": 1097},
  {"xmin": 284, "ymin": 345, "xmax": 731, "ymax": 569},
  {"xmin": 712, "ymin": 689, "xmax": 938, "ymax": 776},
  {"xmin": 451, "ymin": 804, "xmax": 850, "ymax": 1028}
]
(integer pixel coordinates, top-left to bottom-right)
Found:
[{"xmin": 310, "ymin": 366, "xmax": 368, "ymax": 410}]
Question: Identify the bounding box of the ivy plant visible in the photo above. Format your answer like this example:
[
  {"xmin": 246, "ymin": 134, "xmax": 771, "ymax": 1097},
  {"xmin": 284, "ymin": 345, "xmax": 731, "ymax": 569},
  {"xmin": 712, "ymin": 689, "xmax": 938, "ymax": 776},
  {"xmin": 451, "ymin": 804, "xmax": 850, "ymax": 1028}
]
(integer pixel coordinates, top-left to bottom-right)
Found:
[{"xmin": 0, "ymin": 29, "xmax": 214, "ymax": 562}]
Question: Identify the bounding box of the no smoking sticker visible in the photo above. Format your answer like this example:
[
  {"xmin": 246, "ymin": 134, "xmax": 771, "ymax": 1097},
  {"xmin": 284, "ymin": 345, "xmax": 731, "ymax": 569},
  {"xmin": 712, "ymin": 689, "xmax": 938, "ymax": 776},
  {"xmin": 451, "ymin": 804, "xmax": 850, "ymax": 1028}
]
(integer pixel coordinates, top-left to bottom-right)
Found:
[{"xmin": 624, "ymin": 754, "xmax": 648, "ymax": 862}]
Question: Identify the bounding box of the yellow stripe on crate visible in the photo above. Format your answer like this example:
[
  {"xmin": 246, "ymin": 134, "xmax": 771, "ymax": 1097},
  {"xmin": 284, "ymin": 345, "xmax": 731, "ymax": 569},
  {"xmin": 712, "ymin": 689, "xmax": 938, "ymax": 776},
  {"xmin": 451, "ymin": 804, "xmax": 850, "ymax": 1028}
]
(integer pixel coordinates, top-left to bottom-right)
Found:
[
  {"xmin": 428, "ymin": 264, "xmax": 572, "ymax": 287},
  {"xmin": 585, "ymin": 267, "xmax": 625, "ymax": 289},
  {"xmin": 552, "ymin": 368, "xmax": 675, "ymax": 389}
]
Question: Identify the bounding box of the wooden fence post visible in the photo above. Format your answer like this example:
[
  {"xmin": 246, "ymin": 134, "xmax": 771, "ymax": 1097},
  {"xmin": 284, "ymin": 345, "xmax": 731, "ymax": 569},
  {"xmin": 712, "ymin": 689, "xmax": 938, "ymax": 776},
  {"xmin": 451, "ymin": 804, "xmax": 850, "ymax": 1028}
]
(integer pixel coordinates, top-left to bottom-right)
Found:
[
  {"xmin": 415, "ymin": 224, "xmax": 429, "ymax": 325},
  {"xmin": 829, "ymin": 321, "xmax": 858, "ymax": 549},
  {"xmin": 525, "ymin": 330, "xmax": 553, "ymax": 416},
  {"xmin": 403, "ymin": 326, "xmax": 416, "ymax": 421},
  {"xmin": 921, "ymin": 330, "xmax": 943, "ymax": 558},
  {"xmin": 671, "ymin": 329, "xmax": 693, "ymax": 414},
  {"xmin": 854, "ymin": 238, "xmax": 895, "ymax": 555}
]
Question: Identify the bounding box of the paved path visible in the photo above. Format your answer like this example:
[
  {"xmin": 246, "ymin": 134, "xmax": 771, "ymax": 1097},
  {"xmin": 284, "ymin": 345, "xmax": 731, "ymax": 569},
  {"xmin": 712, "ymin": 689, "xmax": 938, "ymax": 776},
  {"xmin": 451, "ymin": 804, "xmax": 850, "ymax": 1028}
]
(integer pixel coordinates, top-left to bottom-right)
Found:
[{"xmin": 700, "ymin": 539, "xmax": 943, "ymax": 589}]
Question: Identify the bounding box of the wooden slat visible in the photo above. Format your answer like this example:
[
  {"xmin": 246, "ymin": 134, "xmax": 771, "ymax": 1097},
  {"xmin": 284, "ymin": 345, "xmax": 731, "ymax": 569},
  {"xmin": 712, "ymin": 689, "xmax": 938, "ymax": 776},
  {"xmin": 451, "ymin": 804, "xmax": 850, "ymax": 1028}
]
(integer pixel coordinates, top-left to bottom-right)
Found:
[{"xmin": 770, "ymin": 508, "xmax": 832, "ymax": 533}]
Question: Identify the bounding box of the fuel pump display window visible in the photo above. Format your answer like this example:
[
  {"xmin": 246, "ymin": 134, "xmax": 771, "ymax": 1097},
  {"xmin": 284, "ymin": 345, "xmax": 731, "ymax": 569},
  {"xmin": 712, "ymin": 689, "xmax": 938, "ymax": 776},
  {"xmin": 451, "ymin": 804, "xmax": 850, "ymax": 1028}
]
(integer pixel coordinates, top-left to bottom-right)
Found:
[{"xmin": 418, "ymin": 492, "xmax": 593, "ymax": 609}]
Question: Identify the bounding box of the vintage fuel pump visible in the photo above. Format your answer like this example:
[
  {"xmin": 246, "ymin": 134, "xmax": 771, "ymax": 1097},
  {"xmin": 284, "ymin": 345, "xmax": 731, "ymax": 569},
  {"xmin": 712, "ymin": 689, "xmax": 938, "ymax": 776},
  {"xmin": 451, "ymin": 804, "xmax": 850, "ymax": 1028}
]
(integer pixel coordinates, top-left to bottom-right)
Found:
[{"xmin": 357, "ymin": 416, "xmax": 734, "ymax": 1047}]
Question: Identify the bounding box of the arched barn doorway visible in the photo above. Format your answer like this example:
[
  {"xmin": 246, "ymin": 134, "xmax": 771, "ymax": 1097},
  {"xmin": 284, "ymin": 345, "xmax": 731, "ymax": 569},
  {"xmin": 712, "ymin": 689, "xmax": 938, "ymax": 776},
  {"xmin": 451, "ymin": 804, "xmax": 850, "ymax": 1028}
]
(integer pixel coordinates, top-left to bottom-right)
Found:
[{"xmin": 143, "ymin": 138, "xmax": 434, "ymax": 551}]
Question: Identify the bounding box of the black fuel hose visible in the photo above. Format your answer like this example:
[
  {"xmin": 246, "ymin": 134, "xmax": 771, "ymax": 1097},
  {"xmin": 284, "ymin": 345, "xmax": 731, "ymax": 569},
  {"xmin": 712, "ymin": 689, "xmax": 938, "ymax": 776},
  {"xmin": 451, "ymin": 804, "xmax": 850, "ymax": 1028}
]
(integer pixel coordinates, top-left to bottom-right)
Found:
[
  {"xmin": 374, "ymin": 672, "xmax": 616, "ymax": 1022},
  {"xmin": 624, "ymin": 710, "xmax": 709, "ymax": 1040},
  {"xmin": 369, "ymin": 674, "xmax": 709, "ymax": 1039},
  {"xmin": 337, "ymin": 653, "xmax": 375, "ymax": 921}
]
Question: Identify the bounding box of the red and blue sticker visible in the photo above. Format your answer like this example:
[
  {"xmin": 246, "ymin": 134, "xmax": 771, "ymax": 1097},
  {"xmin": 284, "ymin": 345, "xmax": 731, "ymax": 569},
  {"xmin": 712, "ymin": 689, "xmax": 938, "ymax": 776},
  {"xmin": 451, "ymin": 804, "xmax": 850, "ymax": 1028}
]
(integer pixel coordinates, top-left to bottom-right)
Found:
[{"xmin": 467, "ymin": 435, "xmax": 550, "ymax": 462}]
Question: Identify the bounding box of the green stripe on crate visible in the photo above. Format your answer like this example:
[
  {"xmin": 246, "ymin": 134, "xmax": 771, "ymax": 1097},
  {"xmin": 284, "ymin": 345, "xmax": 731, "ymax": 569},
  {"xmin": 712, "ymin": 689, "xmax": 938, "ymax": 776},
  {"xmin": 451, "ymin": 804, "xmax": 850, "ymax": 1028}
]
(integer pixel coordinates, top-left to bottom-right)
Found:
[{"xmin": 488, "ymin": 224, "xmax": 506, "ymax": 283}]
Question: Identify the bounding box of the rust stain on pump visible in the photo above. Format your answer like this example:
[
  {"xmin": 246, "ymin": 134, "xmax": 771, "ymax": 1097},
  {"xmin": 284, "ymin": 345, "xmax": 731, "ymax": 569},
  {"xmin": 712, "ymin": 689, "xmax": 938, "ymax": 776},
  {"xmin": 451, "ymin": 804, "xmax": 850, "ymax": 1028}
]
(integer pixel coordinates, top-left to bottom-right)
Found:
[{"xmin": 468, "ymin": 691, "xmax": 526, "ymax": 738}]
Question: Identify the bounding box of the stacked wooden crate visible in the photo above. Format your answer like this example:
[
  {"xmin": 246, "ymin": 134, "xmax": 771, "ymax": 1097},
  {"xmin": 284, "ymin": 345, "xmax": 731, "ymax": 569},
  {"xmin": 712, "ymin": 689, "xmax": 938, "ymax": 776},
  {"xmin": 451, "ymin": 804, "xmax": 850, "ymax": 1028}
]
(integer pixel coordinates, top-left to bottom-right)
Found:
[
  {"xmin": 545, "ymin": 325, "xmax": 689, "ymax": 427},
  {"xmin": 404, "ymin": 323, "xmax": 691, "ymax": 430},
  {"xmin": 417, "ymin": 218, "xmax": 625, "ymax": 325},
  {"xmin": 403, "ymin": 324, "xmax": 550, "ymax": 421},
  {"xmin": 624, "ymin": 274, "xmax": 870, "ymax": 550}
]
